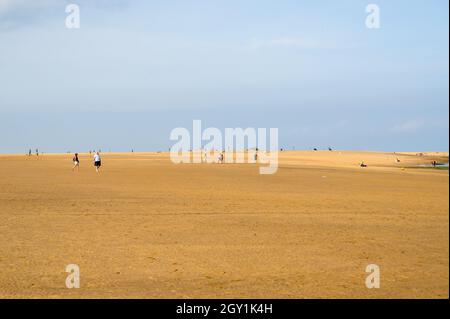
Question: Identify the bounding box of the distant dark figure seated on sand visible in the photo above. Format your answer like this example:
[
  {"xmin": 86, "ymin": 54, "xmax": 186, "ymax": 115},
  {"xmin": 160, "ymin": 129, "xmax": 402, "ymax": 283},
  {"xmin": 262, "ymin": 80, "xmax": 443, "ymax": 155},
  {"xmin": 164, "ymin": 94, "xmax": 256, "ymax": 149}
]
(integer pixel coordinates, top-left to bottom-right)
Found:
[
  {"xmin": 328, "ymin": 147, "xmax": 332, "ymax": 151},
  {"xmin": 360, "ymin": 162, "xmax": 367, "ymax": 168}
]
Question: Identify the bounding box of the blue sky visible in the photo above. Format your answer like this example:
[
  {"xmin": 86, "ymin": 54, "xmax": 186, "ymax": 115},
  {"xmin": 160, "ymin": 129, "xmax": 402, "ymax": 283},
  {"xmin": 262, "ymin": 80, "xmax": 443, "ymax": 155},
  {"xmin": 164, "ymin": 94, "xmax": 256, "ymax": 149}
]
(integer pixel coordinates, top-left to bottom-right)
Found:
[{"xmin": 0, "ymin": 0, "xmax": 448, "ymax": 153}]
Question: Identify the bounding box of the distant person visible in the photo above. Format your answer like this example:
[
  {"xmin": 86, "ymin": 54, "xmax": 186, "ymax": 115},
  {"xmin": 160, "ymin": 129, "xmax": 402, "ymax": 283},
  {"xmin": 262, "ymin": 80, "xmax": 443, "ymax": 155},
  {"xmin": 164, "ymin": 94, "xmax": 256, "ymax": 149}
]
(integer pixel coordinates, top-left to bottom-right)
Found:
[
  {"xmin": 36, "ymin": 149, "xmax": 39, "ymax": 156},
  {"xmin": 432, "ymin": 161, "xmax": 437, "ymax": 167},
  {"xmin": 360, "ymin": 161, "xmax": 367, "ymax": 168},
  {"xmin": 254, "ymin": 152, "xmax": 258, "ymax": 162},
  {"xmin": 28, "ymin": 149, "xmax": 32, "ymax": 156},
  {"xmin": 93, "ymin": 152, "xmax": 102, "ymax": 173},
  {"xmin": 396, "ymin": 157, "xmax": 401, "ymax": 163},
  {"xmin": 328, "ymin": 147, "xmax": 332, "ymax": 151},
  {"xmin": 72, "ymin": 153, "xmax": 80, "ymax": 171},
  {"xmin": 313, "ymin": 148, "xmax": 318, "ymax": 151}
]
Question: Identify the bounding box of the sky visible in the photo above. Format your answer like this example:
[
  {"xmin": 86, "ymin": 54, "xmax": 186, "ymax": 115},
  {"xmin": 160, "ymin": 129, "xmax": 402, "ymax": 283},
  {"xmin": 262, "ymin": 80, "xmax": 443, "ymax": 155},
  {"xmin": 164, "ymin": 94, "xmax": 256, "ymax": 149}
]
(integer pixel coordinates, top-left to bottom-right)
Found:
[{"xmin": 0, "ymin": 0, "xmax": 448, "ymax": 153}]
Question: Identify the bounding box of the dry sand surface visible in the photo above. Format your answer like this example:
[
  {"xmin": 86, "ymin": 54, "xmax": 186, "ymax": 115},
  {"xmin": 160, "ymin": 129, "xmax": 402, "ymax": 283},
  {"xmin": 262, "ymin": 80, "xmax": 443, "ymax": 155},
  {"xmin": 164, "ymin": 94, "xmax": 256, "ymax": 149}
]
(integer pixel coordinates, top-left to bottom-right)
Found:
[{"xmin": 0, "ymin": 151, "xmax": 448, "ymax": 298}]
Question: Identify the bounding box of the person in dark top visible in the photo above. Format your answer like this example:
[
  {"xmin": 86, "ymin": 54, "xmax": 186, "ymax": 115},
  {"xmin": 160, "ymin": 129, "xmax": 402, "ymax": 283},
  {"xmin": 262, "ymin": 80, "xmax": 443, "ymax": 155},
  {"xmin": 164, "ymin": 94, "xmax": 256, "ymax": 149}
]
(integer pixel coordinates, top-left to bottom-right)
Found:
[{"xmin": 72, "ymin": 153, "xmax": 80, "ymax": 171}]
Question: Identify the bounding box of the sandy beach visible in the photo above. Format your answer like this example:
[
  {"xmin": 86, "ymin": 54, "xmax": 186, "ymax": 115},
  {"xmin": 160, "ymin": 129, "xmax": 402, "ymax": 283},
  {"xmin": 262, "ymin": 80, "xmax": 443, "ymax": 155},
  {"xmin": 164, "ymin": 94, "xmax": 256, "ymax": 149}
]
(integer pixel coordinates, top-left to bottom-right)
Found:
[{"xmin": 0, "ymin": 151, "xmax": 448, "ymax": 298}]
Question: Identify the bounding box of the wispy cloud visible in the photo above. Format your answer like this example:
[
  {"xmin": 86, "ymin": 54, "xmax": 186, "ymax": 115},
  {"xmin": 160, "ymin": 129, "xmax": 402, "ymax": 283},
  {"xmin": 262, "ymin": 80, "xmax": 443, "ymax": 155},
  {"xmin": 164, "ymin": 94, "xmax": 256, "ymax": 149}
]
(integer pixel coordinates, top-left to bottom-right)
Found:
[
  {"xmin": 249, "ymin": 36, "xmax": 322, "ymax": 50},
  {"xmin": 391, "ymin": 120, "xmax": 425, "ymax": 133},
  {"xmin": 0, "ymin": 0, "xmax": 23, "ymax": 13},
  {"xmin": 0, "ymin": 0, "xmax": 128, "ymax": 15},
  {"xmin": 0, "ymin": 0, "xmax": 61, "ymax": 31},
  {"xmin": 247, "ymin": 36, "xmax": 351, "ymax": 50},
  {"xmin": 0, "ymin": 0, "xmax": 58, "ymax": 14},
  {"xmin": 0, "ymin": 0, "xmax": 129, "ymax": 31}
]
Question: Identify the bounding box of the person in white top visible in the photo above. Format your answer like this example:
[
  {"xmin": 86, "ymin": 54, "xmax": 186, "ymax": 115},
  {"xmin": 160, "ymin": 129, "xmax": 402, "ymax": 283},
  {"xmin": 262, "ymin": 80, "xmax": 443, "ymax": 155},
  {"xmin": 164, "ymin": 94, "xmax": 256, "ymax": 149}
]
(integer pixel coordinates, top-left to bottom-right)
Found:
[{"xmin": 93, "ymin": 152, "xmax": 102, "ymax": 173}]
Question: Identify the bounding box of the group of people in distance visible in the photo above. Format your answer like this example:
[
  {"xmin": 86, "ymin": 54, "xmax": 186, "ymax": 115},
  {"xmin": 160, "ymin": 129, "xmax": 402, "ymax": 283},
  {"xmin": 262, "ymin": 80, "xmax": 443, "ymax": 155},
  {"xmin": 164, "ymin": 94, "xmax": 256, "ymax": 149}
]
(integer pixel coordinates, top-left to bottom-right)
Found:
[
  {"xmin": 201, "ymin": 150, "xmax": 258, "ymax": 164},
  {"xmin": 72, "ymin": 152, "xmax": 102, "ymax": 173},
  {"xmin": 27, "ymin": 149, "xmax": 39, "ymax": 156},
  {"xmin": 200, "ymin": 150, "xmax": 225, "ymax": 163}
]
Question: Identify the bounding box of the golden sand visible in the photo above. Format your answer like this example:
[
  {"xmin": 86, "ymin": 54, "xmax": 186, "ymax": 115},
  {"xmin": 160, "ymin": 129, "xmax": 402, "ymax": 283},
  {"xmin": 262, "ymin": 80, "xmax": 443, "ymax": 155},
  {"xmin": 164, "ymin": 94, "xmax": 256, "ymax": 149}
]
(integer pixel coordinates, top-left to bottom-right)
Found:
[{"xmin": 0, "ymin": 151, "xmax": 448, "ymax": 298}]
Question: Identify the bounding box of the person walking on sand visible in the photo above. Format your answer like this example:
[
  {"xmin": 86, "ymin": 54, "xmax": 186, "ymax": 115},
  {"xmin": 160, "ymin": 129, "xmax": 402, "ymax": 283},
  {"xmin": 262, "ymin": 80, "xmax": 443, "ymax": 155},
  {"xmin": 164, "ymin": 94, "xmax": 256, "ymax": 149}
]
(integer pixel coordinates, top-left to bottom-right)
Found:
[
  {"xmin": 203, "ymin": 150, "xmax": 207, "ymax": 163},
  {"xmin": 72, "ymin": 153, "xmax": 80, "ymax": 171},
  {"xmin": 93, "ymin": 152, "xmax": 102, "ymax": 173},
  {"xmin": 218, "ymin": 151, "xmax": 224, "ymax": 164}
]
